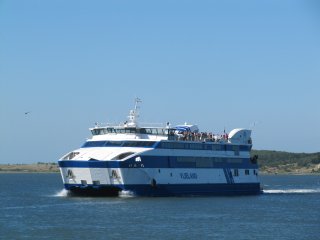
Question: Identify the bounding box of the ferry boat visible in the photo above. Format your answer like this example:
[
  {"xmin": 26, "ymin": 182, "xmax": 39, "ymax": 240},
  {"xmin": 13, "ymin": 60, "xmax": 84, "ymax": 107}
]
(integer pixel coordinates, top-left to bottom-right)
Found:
[{"xmin": 58, "ymin": 99, "xmax": 261, "ymax": 196}]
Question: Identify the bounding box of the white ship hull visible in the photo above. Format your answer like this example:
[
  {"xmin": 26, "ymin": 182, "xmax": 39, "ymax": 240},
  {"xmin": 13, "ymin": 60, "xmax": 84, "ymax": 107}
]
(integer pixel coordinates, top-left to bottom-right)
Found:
[
  {"xmin": 58, "ymin": 99, "xmax": 261, "ymax": 196},
  {"xmin": 59, "ymin": 146, "xmax": 261, "ymax": 196}
]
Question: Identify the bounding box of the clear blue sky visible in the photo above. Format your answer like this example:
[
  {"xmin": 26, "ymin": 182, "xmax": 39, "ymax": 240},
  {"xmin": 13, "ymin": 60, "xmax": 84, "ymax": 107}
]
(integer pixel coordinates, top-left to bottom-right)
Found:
[{"xmin": 1, "ymin": 0, "xmax": 319, "ymax": 163}]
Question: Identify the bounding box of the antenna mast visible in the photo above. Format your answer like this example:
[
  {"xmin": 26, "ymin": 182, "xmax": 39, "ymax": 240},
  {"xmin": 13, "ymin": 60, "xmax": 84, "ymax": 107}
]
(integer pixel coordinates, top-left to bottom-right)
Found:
[{"xmin": 127, "ymin": 98, "xmax": 142, "ymax": 127}]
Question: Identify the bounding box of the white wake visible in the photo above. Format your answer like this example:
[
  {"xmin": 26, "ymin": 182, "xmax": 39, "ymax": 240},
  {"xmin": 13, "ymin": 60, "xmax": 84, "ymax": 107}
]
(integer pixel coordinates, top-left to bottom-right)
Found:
[
  {"xmin": 118, "ymin": 190, "xmax": 136, "ymax": 198},
  {"xmin": 263, "ymin": 188, "xmax": 320, "ymax": 194},
  {"xmin": 54, "ymin": 189, "xmax": 70, "ymax": 197}
]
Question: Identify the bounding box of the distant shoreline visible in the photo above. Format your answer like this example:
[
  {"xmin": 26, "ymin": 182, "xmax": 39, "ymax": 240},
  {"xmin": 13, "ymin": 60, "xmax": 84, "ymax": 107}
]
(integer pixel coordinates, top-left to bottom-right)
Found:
[{"xmin": 0, "ymin": 163, "xmax": 59, "ymax": 173}]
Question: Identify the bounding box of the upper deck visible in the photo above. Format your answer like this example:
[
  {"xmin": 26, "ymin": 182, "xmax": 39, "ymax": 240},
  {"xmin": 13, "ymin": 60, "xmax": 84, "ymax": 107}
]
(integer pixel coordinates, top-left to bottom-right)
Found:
[{"xmin": 87, "ymin": 98, "xmax": 252, "ymax": 145}]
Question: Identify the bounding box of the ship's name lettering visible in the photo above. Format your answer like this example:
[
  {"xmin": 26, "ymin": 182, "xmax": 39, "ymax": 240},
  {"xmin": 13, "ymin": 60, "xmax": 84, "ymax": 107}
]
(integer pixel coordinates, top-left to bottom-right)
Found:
[{"xmin": 180, "ymin": 173, "xmax": 197, "ymax": 179}]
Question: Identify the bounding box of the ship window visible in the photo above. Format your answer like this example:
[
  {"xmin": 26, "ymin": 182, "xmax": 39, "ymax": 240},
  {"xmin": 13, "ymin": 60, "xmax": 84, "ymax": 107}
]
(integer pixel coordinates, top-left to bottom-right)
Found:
[
  {"xmin": 106, "ymin": 128, "xmax": 115, "ymax": 133},
  {"xmin": 139, "ymin": 128, "xmax": 147, "ymax": 134},
  {"xmin": 227, "ymin": 159, "xmax": 242, "ymax": 163},
  {"xmin": 82, "ymin": 141, "xmax": 107, "ymax": 148},
  {"xmin": 142, "ymin": 128, "xmax": 164, "ymax": 135},
  {"xmin": 91, "ymin": 129, "xmax": 104, "ymax": 135},
  {"xmin": 232, "ymin": 145, "xmax": 240, "ymax": 156},
  {"xmin": 205, "ymin": 144, "xmax": 213, "ymax": 150},
  {"xmin": 116, "ymin": 128, "xmax": 126, "ymax": 133},
  {"xmin": 81, "ymin": 180, "xmax": 87, "ymax": 186},
  {"xmin": 112, "ymin": 152, "xmax": 135, "ymax": 160},
  {"xmin": 62, "ymin": 151, "xmax": 80, "ymax": 160},
  {"xmin": 177, "ymin": 157, "xmax": 196, "ymax": 163},
  {"xmin": 172, "ymin": 142, "xmax": 185, "ymax": 149},
  {"xmin": 93, "ymin": 180, "xmax": 100, "ymax": 185},
  {"xmin": 106, "ymin": 141, "xmax": 123, "ymax": 147},
  {"xmin": 189, "ymin": 143, "xmax": 203, "ymax": 150},
  {"xmin": 159, "ymin": 142, "xmax": 190, "ymax": 149},
  {"xmin": 240, "ymin": 145, "xmax": 249, "ymax": 151},
  {"xmin": 144, "ymin": 141, "xmax": 156, "ymax": 147},
  {"xmin": 160, "ymin": 142, "xmax": 172, "ymax": 149},
  {"xmin": 157, "ymin": 129, "xmax": 164, "ymax": 135},
  {"xmin": 145, "ymin": 128, "xmax": 153, "ymax": 134},
  {"xmin": 233, "ymin": 169, "xmax": 239, "ymax": 176},
  {"xmin": 245, "ymin": 169, "xmax": 250, "ymax": 175},
  {"xmin": 213, "ymin": 145, "xmax": 221, "ymax": 151},
  {"xmin": 196, "ymin": 158, "xmax": 214, "ymax": 168},
  {"xmin": 125, "ymin": 128, "xmax": 137, "ymax": 133},
  {"xmin": 122, "ymin": 142, "xmax": 137, "ymax": 147},
  {"xmin": 122, "ymin": 141, "xmax": 155, "ymax": 147},
  {"xmin": 213, "ymin": 158, "xmax": 223, "ymax": 163}
]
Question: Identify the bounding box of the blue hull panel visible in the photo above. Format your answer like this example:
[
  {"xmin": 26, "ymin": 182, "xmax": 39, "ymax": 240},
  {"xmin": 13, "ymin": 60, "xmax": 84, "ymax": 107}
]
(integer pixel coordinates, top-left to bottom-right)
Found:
[{"xmin": 65, "ymin": 183, "xmax": 261, "ymax": 197}]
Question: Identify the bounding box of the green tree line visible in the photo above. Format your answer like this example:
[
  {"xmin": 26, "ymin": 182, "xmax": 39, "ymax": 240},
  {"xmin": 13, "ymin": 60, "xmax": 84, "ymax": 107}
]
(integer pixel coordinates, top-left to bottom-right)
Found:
[{"xmin": 252, "ymin": 150, "xmax": 320, "ymax": 168}]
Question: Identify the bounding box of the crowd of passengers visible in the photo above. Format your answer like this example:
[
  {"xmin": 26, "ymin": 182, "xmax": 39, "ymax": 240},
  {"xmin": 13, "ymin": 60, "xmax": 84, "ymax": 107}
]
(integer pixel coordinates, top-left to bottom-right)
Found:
[{"xmin": 169, "ymin": 131, "xmax": 229, "ymax": 142}]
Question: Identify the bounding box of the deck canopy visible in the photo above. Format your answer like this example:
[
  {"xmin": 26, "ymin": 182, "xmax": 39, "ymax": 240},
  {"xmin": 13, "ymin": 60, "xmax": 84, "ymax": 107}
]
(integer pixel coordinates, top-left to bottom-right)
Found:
[{"xmin": 172, "ymin": 124, "xmax": 199, "ymax": 133}]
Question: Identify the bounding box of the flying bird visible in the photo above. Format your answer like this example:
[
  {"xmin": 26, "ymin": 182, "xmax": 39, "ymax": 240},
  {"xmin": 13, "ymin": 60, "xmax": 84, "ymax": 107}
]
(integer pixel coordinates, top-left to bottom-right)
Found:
[{"xmin": 25, "ymin": 111, "xmax": 31, "ymax": 115}]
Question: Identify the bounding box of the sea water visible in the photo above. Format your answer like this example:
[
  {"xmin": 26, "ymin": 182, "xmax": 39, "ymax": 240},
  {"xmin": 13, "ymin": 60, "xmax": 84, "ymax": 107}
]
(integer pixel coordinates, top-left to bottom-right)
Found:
[{"xmin": 0, "ymin": 173, "xmax": 319, "ymax": 239}]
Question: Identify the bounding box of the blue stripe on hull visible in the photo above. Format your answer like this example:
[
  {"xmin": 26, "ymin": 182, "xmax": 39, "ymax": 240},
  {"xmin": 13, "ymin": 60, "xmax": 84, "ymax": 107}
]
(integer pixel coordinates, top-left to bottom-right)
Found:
[
  {"xmin": 64, "ymin": 183, "xmax": 261, "ymax": 197},
  {"xmin": 59, "ymin": 160, "xmax": 120, "ymax": 168},
  {"xmin": 59, "ymin": 156, "xmax": 258, "ymax": 169}
]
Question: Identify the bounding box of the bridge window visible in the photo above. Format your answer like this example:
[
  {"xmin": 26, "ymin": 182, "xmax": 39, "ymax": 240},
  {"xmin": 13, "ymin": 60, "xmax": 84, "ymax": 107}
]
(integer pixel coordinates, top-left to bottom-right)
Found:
[
  {"xmin": 82, "ymin": 141, "xmax": 107, "ymax": 148},
  {"xmin": 115, "ymin": 128, "xmax": 126, "ymax": 133},
  {"xmin": 106, "ymin": 128, "xmax": 115, "ymax": 133},
  {"xmin": 139, "ymin": 128, "xmax": 168, "ymax": 135},
  {"xmin": 91, "ymin": 129, "xmax": 105, "ymax": 135},
  {"xmin": 233, "ymin": 169, "xmax": 239, "ymax": 176},
  {"xmin": 125, "ymin": 128, "xmax": 137, "ymax": 133},
  {"xmin": 157, "ymin": 129, "xmax": 164, "ymax": 135}
]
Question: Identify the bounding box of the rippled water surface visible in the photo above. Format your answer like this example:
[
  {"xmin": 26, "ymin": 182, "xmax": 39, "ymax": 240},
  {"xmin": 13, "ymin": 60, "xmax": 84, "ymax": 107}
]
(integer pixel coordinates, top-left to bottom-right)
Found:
[{"xmin": 0, "ymin": 173, "xmax": 319, "ymax": 239}]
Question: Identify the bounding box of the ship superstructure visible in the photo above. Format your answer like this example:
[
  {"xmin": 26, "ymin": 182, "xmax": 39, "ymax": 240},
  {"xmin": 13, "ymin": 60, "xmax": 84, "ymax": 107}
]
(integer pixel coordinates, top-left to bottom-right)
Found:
[{"xmin": 58, "ymin": 99, "xmax": 261, "ymax": 196}]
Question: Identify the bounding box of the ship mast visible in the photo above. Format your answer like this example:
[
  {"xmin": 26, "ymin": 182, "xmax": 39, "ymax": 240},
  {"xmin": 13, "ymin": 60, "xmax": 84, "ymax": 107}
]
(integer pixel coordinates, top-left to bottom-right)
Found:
[{"xmin": 126, "ymin": 98, "xmax": 141, "ymax": 127}]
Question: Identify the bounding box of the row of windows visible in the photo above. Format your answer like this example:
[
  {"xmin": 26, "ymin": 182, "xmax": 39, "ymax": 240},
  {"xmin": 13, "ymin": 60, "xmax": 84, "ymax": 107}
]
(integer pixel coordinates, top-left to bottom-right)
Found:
[
  {"xmin": 82, "ymin": 141, "xmax": 156, "ymax": 148},
  {"xmin": 234, "ymin": 169, "xmax": 258, "ymax": 176},
  {"xmin": 176, "ymin": 157, "xmax": 243, "ymax": 164},
  {"xmin": 158, "ymin": 142, "xmax": 249, "ymax": 152},
  {"xmin": 82, "ymin": 140, "xmax": 250, "ymax": 152},
  {"xmin": 91, "ymin": 128, "xmax": 169, "ymax": 136},
  {"xmin": 175, "ymin": 157, "xmax": 244, "ymax": 168},
  {"xmin": 122, "ymin": 141, "xmax": 155, "ymax": 147}
]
